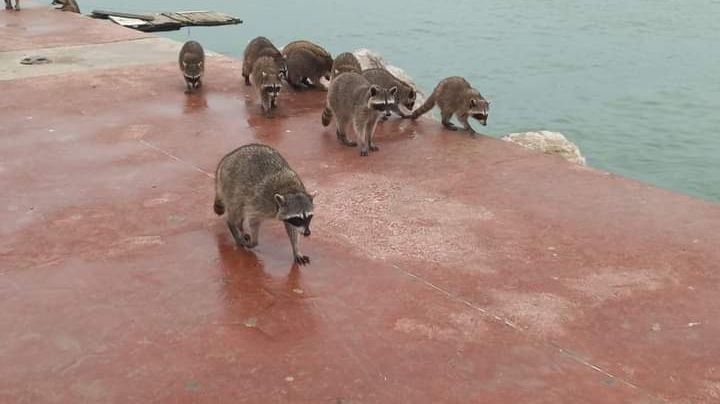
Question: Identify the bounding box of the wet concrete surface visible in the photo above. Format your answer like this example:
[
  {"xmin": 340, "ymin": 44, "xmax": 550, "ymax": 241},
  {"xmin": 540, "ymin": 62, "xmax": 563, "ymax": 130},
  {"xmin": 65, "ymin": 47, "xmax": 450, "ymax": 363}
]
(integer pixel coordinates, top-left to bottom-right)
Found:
[{"xmin": 2, "ymin": 5, "xmax": 720, "ymax": 404}]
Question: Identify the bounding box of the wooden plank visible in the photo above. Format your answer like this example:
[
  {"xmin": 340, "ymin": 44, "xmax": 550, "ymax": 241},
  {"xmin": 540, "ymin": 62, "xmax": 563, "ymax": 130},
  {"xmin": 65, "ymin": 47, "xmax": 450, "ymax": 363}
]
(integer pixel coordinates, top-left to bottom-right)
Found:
[
  {"xmin": 93, "ymin": 9, "xmax": 242, "ymax": 32},
  {"xmin": 108, "ymin": 16, "xmax": 151, "ymax": 28},
  {"xmin": 91, "ymin": 9, "xmax": 155, "ymax": 21}
]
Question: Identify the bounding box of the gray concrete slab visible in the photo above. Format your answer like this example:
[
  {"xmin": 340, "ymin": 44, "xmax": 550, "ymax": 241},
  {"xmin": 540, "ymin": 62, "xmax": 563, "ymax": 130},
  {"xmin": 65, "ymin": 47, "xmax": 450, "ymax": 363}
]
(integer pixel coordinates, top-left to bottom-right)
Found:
[{"xmin": 0, "ymin": 37, "xmax": 219, "ymax": 81}]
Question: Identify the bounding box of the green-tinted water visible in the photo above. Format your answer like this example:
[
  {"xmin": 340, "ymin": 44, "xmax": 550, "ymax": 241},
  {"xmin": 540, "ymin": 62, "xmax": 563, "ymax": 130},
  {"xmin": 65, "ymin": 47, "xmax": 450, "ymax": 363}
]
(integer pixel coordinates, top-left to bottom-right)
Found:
[{"xmin": 81, "ymin": 0, "xmax": 720, "ymax": 201}]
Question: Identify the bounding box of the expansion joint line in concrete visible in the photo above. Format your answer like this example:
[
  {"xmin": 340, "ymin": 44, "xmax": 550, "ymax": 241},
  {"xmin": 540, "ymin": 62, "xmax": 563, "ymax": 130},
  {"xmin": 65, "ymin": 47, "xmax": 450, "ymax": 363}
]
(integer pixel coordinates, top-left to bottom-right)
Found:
[
  {"xmin": 390, "ymin": 264, "xmax": 670, "ymax": 402},
  {"xmin": 138, "ymin": 135, "xmax": 664, "ymax": 401},
  {"xmin": 137, "ymin": 139, "xmax": 215, "ymax": 179},
  {"xmin": 0, "ymin": 35, "xmax": 155, "ymax": 54}
]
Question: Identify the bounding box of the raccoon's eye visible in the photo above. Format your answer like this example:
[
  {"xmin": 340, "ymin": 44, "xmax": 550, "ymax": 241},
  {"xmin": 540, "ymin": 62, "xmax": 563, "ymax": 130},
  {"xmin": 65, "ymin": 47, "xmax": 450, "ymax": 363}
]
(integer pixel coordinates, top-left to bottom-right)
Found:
[
  {"xmin": 285, "ymin": 217, "xmax": 305, "ymax": 227},
  {"xmin": 470, "ymin": 99, "xmax": 478, "ymax": 107}
]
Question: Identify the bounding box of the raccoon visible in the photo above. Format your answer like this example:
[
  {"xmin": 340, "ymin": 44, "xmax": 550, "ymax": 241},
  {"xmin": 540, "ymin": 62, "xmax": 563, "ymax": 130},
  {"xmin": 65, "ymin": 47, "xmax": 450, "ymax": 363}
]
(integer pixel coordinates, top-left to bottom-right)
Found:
[
  {"xmin": 251, "ymin": 56, "xmax": 283, "ymax": 115},
  {"xmin": 409, "ymin": 76, "xmax": 490, "ymax": 135},
  {"xmin": 321, "ymin": 72, "xmax": 397, "ymax": 156},
  {"xmin": 4, "ymin": 0, "xmax": 19, "ymax": 10},
  {"xmin": 214, "ymin": 144, "xmax": 315, "ymax": 265},
  {"xmin": 51, "ymin": 0, "xmax": 79, "ymax": 13},
  {"xmin": 282, "ymin": 40, "xmax": 333, "ymax": 89},
  {"xmin": 361, "ymin": 68, "xmax": 417, "ymax": 119},
  {"xmin": 242, "ymin": 36, "xmax": 286, "ymax": 86},
  {"xmin": 178, "ymin": 40, "xmax": 205, "ymax": 93},
  {"xmin": 330, "ymin": 52, "xmax": 362, "ymax": 81}
]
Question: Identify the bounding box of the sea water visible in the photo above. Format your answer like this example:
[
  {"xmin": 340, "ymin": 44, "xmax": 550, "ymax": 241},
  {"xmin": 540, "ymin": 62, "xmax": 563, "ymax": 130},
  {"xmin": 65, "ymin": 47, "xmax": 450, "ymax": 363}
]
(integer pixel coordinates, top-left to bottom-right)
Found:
[{"xmin": 80, "ymin": 0, "xmax": 720, "ymax": 201}]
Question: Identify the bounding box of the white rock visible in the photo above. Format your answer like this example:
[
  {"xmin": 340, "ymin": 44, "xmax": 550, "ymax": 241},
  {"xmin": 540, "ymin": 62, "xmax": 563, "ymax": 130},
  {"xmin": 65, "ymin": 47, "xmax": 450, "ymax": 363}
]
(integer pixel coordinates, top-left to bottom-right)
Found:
[
  {"xmin": 501, "ymin": 131, "xmax": 586, "ymax": 166},
  {"xmin": 352, "ymin": 48, "xmax": 425, "ymax": 105}
]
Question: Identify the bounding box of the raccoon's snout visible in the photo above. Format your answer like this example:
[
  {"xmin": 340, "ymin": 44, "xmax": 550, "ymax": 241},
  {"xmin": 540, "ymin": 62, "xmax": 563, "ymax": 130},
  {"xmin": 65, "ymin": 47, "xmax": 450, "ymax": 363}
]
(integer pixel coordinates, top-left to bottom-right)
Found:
[
  {"xmin": 473, "ymin": 113, "xmax": 488, "ymax": 125},
  {"xmin": 302, "ymin": 227, "xmax": 311, "ymax": 237},
  {"xmin": 264, "ymin": 84, "xmax": 281, "ymax": 97}
]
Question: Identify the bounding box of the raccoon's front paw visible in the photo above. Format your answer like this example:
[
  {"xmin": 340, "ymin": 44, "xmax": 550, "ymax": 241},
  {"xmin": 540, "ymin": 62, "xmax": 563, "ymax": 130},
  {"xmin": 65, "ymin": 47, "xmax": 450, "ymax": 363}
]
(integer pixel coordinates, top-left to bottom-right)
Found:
[
  {"xmin": 443, "ymin": 122, "xmax": 459, "ymax": 131},
  {"xmin": 294, "ymin": 255, "xmax": 311, "ymax": 265},
  {"xmin": 360, "ymin": 148, "xmax": 369, "ymax": 157},
  {"xmin": 369, "ymin": 145, "xmax": 380, "ymax": 152}
]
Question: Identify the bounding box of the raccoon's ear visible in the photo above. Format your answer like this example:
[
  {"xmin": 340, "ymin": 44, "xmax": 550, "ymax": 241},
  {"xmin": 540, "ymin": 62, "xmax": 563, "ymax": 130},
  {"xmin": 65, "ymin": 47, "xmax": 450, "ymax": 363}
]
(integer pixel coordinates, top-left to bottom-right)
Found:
[
  {"xmin": 309, "ymin": 191, "xmax": 319, "ymax": 201},
  {"xmin": 370, "ymin": 85, "xmax": 380, "ymax": 97},
  {"xmin": 274, "ymin": 194, "xmax": 286, "ymax": 206},
  {"xmin": 334, "ymin": 69, "xmax": 339, "ymax": 76},
  {"xmin": 389, "ymin": 86, "xmax": 398, "ymax": 96}
]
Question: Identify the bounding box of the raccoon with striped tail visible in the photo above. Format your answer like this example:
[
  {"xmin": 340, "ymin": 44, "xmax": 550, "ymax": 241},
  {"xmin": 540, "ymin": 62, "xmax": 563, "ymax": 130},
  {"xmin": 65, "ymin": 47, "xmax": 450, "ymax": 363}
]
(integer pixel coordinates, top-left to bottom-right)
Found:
[
  {"xmin": 321, "ymin": 72, "xmax": 397, "ymax": 156},
  {"xmin": 408, "ymin": 76, "xmax": 490, "ymax": 135},
  {"xmin": 214, "ymin": 144, "xmax": 315, "ymax": 265}
]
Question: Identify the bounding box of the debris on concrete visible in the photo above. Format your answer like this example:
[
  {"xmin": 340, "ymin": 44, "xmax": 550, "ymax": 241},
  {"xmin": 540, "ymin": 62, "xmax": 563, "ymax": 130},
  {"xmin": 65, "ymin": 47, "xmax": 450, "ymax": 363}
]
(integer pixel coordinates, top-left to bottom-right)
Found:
[{"xmin": 20, "ymin": 55, "xmax": 52, "ymax": 65}]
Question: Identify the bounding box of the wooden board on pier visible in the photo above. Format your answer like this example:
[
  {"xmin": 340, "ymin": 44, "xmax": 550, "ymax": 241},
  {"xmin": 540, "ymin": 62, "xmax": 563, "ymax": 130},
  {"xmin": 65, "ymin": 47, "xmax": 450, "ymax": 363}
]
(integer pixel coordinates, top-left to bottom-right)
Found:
[{"xmin": 92, "ymin": 9, "xmax": 243, "ymax": 32}]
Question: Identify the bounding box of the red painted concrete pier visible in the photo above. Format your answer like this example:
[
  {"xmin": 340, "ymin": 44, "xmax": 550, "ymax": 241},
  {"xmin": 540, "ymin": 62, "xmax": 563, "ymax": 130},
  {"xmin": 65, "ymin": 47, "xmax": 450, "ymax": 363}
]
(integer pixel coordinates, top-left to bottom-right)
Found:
[{"xmin": 2, "ymin": 4, "xmax": 720, "ymax": 403}]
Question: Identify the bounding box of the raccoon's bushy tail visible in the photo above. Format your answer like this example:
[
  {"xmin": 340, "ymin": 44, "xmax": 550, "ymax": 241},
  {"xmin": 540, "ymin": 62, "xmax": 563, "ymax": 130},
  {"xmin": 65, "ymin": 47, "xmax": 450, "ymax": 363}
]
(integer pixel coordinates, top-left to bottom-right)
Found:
[
  {"xmin": 321, "ymin": 106, "xmax": 333, "ymax": 127},
  {"xmin": 409, "ymin": 92, "xmax": 436, "ymax": 120}
]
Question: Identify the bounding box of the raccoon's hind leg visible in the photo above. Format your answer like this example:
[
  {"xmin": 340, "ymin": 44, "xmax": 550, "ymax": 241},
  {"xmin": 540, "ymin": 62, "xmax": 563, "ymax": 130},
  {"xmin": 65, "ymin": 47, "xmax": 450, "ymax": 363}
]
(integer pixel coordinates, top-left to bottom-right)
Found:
[
  {"xmin": 5, "ymin": 0, "xmax": 12, "ymax": 10},
  {"xmin": 336, "ymin": 117, "xmax": 357, "ymax": 147},
  {"xmin": 458, "ymin": 113, "xmax": 477, "ymax": 135},
  {"xmin": 284, "ymin": 222, "xmax": 310, "ymax": 265},
  {"xmin": 244, "ymin": 218, "xmax": 261, "ymax": 248},
  {"xmin": 441, "ymin": 109, "xmax": 458, "ymax": 131},
  {"xmin": 227, "ymin": 221, "xmax": 248, "ymax": 247},
  {"xmin": 243, "ymin": 74, "xmax": 251, "ymax": 86},
  {"xmin": 227, "ymin": 210, "xmax": 252, "ymax": 248}
]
